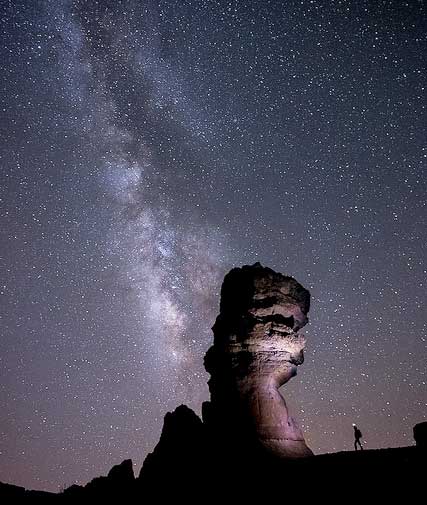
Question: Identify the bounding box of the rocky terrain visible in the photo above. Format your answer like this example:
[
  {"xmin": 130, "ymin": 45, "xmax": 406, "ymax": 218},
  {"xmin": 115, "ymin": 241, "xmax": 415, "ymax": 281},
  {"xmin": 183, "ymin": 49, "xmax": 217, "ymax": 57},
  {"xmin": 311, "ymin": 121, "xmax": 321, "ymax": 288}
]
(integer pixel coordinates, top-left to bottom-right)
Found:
[{"xmin": 1, "ymin": 264, "xmax": 424, "ymax": 501}]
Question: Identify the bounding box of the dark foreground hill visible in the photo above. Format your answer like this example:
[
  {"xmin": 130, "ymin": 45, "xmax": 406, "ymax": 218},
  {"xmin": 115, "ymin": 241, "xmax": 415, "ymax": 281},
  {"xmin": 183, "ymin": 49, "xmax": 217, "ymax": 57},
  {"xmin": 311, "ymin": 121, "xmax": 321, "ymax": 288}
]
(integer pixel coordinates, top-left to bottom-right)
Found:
[
  {"xmin": 1, "ymin": 405, "xmax": 425, "ymax": 502},
  {"xmin": 1, "ymin": 446, "xmax": 424, "ymax": 502}
]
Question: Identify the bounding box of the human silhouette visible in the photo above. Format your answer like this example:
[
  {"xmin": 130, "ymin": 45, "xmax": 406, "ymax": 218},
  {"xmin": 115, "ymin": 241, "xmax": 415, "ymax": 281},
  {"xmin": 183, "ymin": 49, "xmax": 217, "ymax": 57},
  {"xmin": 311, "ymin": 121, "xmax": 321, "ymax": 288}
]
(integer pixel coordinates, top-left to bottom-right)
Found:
[{"xmin": 353, "ymin": 423, "xmax": 363, "ymax": 450}]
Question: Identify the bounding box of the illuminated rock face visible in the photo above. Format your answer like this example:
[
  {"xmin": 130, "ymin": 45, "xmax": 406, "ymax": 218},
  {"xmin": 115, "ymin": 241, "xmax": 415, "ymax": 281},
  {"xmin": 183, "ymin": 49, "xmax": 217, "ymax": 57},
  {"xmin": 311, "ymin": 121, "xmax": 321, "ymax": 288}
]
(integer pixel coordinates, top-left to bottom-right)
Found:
[{"xmin": 203, "ymin": 262, "xmax": 313, "ymax": 458}]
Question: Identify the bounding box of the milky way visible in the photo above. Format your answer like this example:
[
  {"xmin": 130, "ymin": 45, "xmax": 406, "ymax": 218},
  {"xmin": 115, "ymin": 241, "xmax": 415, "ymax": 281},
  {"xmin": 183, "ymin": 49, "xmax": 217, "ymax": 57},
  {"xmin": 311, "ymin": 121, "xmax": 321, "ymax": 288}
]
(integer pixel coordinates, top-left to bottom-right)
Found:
[
  {"xmin": 50, "ymin": 0, "xmax": 227, "ymax": 385},
  {"xmin": 0, "ymin": 0, "xmax": 426, "ymax": 492}
]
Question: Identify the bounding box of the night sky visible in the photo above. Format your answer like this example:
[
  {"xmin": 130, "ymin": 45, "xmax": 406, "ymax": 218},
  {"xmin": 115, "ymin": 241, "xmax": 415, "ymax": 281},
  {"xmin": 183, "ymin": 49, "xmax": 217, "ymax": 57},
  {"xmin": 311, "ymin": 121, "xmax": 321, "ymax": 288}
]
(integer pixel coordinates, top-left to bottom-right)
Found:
[{"xmin": 1, "ymin": 0, "xmax": 426, "ymax": 492}]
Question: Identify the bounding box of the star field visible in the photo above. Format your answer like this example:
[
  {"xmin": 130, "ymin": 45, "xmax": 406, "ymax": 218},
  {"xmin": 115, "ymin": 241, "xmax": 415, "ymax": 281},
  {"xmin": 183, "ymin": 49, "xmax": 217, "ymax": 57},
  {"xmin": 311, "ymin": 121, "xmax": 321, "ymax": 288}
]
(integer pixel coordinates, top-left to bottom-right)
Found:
[{"xmin": 0, "ymin": 0, "xmax": 426, "ymax": 492}]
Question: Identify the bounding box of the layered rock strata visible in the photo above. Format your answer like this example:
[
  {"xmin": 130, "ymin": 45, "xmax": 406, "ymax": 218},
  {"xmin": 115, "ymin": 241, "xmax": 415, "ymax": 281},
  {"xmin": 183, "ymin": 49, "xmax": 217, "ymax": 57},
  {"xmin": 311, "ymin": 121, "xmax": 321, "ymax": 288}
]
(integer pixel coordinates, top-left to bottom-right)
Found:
[{"xmin": 203, "ymin": 262, "xmax": 313, "ymax": 458}]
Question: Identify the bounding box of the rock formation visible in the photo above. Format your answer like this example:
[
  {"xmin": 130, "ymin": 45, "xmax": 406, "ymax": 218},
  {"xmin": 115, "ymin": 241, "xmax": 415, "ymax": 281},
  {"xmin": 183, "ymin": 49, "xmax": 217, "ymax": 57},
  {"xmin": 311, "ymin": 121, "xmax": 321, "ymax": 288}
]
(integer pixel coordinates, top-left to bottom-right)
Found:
[
  {"xmin": 0, "ymin": 263, "xmax": 425, "ymax": 501},
  {"xmin": 60, "ymin": 459, "xmax": 135, "ymax": 501},
  {"xmin": 203, "ymin": 262, "xmax": 313, "ymax": 458},
  {"xmin": 138, "ymin": 405, "xmax": 205, "ymax": 485},
  {"xmin": 414, "ymin": 421, "xmax": 427, "ymax": 449}
]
